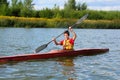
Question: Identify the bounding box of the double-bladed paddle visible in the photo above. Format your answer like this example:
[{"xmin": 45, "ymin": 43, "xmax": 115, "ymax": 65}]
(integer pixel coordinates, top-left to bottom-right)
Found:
[{"xmin": 35, "ymin": 14, "xmax": 89, "ymax": 53}]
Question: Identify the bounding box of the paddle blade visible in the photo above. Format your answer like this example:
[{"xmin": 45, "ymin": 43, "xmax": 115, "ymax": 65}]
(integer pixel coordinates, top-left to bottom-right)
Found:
[
  {"xmin": 76, "ymin": 14, "xmax": 88, "ymax": 24},
  {"xmin": 35, "ymin": 44, "xmax": 48, "ymax": 53},
  {"xmin": 71, "ymin": 14, "xmax": 88, "ymax": 27}
]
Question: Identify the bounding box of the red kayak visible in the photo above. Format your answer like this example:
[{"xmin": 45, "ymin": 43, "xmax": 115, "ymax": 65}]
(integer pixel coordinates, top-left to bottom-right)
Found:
[{"xmin": 0, "ymin": 48, "xmax": 109, "ymax": 63}]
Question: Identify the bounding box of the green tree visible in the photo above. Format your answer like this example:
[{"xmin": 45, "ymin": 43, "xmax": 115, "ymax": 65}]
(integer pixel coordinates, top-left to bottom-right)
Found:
[
  {"xmin": 0, "ymin": 0, "xmax": 9, "ymax": 15},
  {"xmin": 20, "ymin": 0, "xmax": 34, "ymax": 17},
  {"xmin": 52, "ymin": 4, "xmax": 62, "ymax": 18},
  {"xmin": 9, "ymin": 0, "xmax": 34, "ymax": 17},
  {"xmin": 39, "ymin": 8, "xmax": 54, "ymax": 18},
  {"xmin": 9, "ymin": 0, "xmax": 22, "ymax": 16},
  {"xmin": 81, "ymin": 2, "xmax": 87, "ymax": 10},
  {"xmin": 76, "ymin": 2, "xmax": 87, "ymax": 10},
  {"xmin": 76, "ymin": 2, "xmax": 81, "ymax": 10},
  {"xmin": 64, "ymin": 0, "xmax": 76, "ymax": 10}
]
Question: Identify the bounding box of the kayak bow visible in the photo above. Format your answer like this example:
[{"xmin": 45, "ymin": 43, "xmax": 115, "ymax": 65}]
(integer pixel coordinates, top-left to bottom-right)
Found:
[{"xmin": 0, "ymin": 48, "xmax": 109, "ymax": 63}]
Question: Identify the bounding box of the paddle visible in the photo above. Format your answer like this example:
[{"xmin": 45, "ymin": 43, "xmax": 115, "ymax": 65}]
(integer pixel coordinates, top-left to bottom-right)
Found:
[{"xmin": 35, "ymin": 14, "xmax": 89, "ymax": 53}]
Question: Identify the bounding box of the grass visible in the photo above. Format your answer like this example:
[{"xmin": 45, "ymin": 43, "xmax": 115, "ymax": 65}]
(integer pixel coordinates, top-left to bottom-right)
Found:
[{"xmin": 0, "ymin": 16, "xmax": 120, "ymax": 29}]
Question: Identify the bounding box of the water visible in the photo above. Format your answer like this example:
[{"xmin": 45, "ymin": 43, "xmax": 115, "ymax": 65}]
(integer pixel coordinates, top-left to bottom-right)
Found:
[{"xmin": 0, "ymin": 28, "xmax": 120, "ymax": 80}]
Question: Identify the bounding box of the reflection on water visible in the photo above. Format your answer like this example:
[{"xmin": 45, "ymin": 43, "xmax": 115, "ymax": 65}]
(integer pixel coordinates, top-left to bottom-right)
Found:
[{"xmin": 57, "ymin": 57, "xmax": 76, "ymax": 80}]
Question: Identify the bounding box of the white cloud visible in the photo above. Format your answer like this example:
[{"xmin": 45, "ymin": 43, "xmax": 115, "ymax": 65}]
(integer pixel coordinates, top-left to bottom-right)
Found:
[
  {"xmin": 33, "ymin": 0, "xmax": 66, "ymax": 10},
  {"xmin": 76, "ymin": 0, "xmax": 120, "ymax": 11}
]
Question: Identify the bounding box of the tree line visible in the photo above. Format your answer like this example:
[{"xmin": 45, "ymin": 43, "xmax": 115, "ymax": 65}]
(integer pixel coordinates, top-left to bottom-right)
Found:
[
  {"xmin": 0, "ymin": 0, "xmax": 87, "ymax": 18},
  {"xmin": 0, "ymin": 0, "xmax": 120, "ymax": 28},
  {"xmin": 1, "ymin": 0, "xmax": 119, "ymax": 20}
]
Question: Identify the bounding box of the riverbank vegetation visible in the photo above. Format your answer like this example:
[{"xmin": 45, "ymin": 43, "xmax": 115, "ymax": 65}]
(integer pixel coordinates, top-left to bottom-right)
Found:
[
  {"xmin": 0, "ymin": 16, "xmax": 119, "ymax": 29},
  {"xmin": 0, "ymin": 0, "xmax": 120, "ymax": 29}
]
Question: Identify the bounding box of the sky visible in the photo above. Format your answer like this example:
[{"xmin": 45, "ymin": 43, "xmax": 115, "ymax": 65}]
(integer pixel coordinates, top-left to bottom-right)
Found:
[
  {"xmin": 32, "ymin": 0, "xmax": 120, "ymax": 11},
  {"xmin": 7, "ymin": 0, "xmax": 120, "ymax": 11}
]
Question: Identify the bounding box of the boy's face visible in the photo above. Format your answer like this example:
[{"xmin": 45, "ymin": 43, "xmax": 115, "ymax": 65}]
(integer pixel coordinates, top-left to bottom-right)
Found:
[{"xmin": 64, "ymin": 33, "xmax": 69, "ymax": 40}]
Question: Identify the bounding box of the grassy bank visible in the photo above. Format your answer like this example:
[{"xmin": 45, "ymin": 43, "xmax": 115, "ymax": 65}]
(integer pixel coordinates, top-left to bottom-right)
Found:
[{"xmin": 0, "ymin": 16, "xmax": 120, "ymax": 29}]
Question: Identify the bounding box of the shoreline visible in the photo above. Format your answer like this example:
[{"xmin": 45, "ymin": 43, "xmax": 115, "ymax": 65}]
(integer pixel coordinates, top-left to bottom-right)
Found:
[{"xmin": 0, "ymin": 16, "xmax": 120, "ymax": 29}]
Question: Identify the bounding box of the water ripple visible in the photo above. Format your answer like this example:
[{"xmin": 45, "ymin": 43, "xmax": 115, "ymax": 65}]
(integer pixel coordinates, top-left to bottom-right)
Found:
[{"xmin": 0, "ymin": 28, "xmax": 120, "ymax": 80}]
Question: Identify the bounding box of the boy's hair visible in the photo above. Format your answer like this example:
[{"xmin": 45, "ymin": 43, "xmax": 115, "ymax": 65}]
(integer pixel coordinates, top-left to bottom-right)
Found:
[{"xmin": 64, "ymin": 30, "xmax": 70, "ymax": 36}]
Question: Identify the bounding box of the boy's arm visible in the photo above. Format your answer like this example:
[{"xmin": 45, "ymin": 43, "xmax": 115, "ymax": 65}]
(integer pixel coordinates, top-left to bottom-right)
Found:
[
  {"xmin": 69, "ymin": 27, "xmax": 77, "ymax": 41},
  {"xmin": 52, "ymin": 38, "xmax": 61, "ymax": 45}
]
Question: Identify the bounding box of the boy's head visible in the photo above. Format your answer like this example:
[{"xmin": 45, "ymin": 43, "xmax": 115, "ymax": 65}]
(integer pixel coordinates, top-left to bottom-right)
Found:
[
  {"xmin": 64, "ymin": 30, "xmax": 70, "ymax": 36},
  {"xmin": 64, "ymin": 30, "xmax": 70, "ymax": 39}
]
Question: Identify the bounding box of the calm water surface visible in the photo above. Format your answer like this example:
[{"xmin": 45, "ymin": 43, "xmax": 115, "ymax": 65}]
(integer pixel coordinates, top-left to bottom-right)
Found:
[{"xmin": 0, "ymin": 28, "xmax": 120, "ymax": 80}]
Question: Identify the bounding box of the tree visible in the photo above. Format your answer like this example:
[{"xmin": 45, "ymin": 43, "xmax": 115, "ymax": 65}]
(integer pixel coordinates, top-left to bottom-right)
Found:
[
  {"xmin": 0, "ymin": 0, "xmax": 9, "ymax": 15},
  {"xmin": 76, "ymin": 2, "xmax": 87, "ymax": 10},
  {"xmin": 52, "ymin": 4, "xmax": 62, "ymax": 18},
  {"xmin": 76, "ymin": 2, "xmax": 81, "ymax": 10},
  {"xmin": 20, "ymin": 0, "xmax": 34, "ymax": 17},
  {"xmin": 9, "ymin": 0, "xmax": 23, "ymax": 16},
  {"xmin": 64, "ymin": 0, "xmax": 87, "ymax": 11},
  {"xmin": 64, "ymin": 0, "xmax": 76, "ymax": 10},
  {"xmin": 39, "ymin": 8, "xmax": 54, "ymax": 18},
  {"xmin": 9, "ymin": 0, "xmax": 34, "ymax": 17},
  {"xmin": 81, "ymin": 2, "xmax": 87, "ymax": 10}
]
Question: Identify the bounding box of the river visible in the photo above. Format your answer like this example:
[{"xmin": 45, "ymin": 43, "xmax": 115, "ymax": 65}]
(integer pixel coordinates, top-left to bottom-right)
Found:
[{"xmin": 0, "ymin": 28, "xmax": 120, "ymax": 80}]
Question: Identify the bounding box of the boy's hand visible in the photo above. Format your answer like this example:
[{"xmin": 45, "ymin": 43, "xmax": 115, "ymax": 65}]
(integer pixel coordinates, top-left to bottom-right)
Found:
[
  {"xmin": 52, "ymin": 38, "xmax": 56, "ymax": 41},
  {"xmin": 69, "ymin": 26, "xmax": 73, "ymax": 32}
]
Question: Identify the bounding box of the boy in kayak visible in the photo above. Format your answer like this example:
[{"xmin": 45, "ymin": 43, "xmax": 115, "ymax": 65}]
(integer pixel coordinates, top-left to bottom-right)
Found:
[{"xmin": 52, "ymin": 27, "xmax": 77, "ymax": 50}]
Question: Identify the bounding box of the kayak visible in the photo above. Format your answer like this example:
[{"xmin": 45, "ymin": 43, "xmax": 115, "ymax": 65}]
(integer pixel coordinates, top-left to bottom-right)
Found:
[{"xmin": 0, "ymin": 48, "xmax": 109, "ymax": 63}]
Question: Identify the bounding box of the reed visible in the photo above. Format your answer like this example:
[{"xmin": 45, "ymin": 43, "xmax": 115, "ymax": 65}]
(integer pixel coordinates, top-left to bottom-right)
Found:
[
  {"xmin": 82, "ymin": 20, "xmax": 120, "ymax": 29},
  {"xmin": 0, "ymin": 16, "xmax": 120, "ymax": 29}
]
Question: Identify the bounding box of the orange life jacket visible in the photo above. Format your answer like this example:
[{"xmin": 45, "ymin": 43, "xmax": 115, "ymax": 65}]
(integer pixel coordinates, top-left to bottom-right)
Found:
[{"xmin": 60, "ymin": 38, "xmax": 74, "ymax": 50}]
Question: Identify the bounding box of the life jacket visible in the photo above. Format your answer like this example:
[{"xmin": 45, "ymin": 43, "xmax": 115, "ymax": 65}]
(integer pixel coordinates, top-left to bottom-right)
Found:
[{"xmin": 60, "ymin": 38, "xmax": 74, "ymax": 50}]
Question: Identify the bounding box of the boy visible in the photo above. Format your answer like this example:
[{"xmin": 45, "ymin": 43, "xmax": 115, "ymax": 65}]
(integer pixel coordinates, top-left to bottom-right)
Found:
[{"xmin": 52, "ymin": 27, "xmax": 77, "ymax": 50}]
